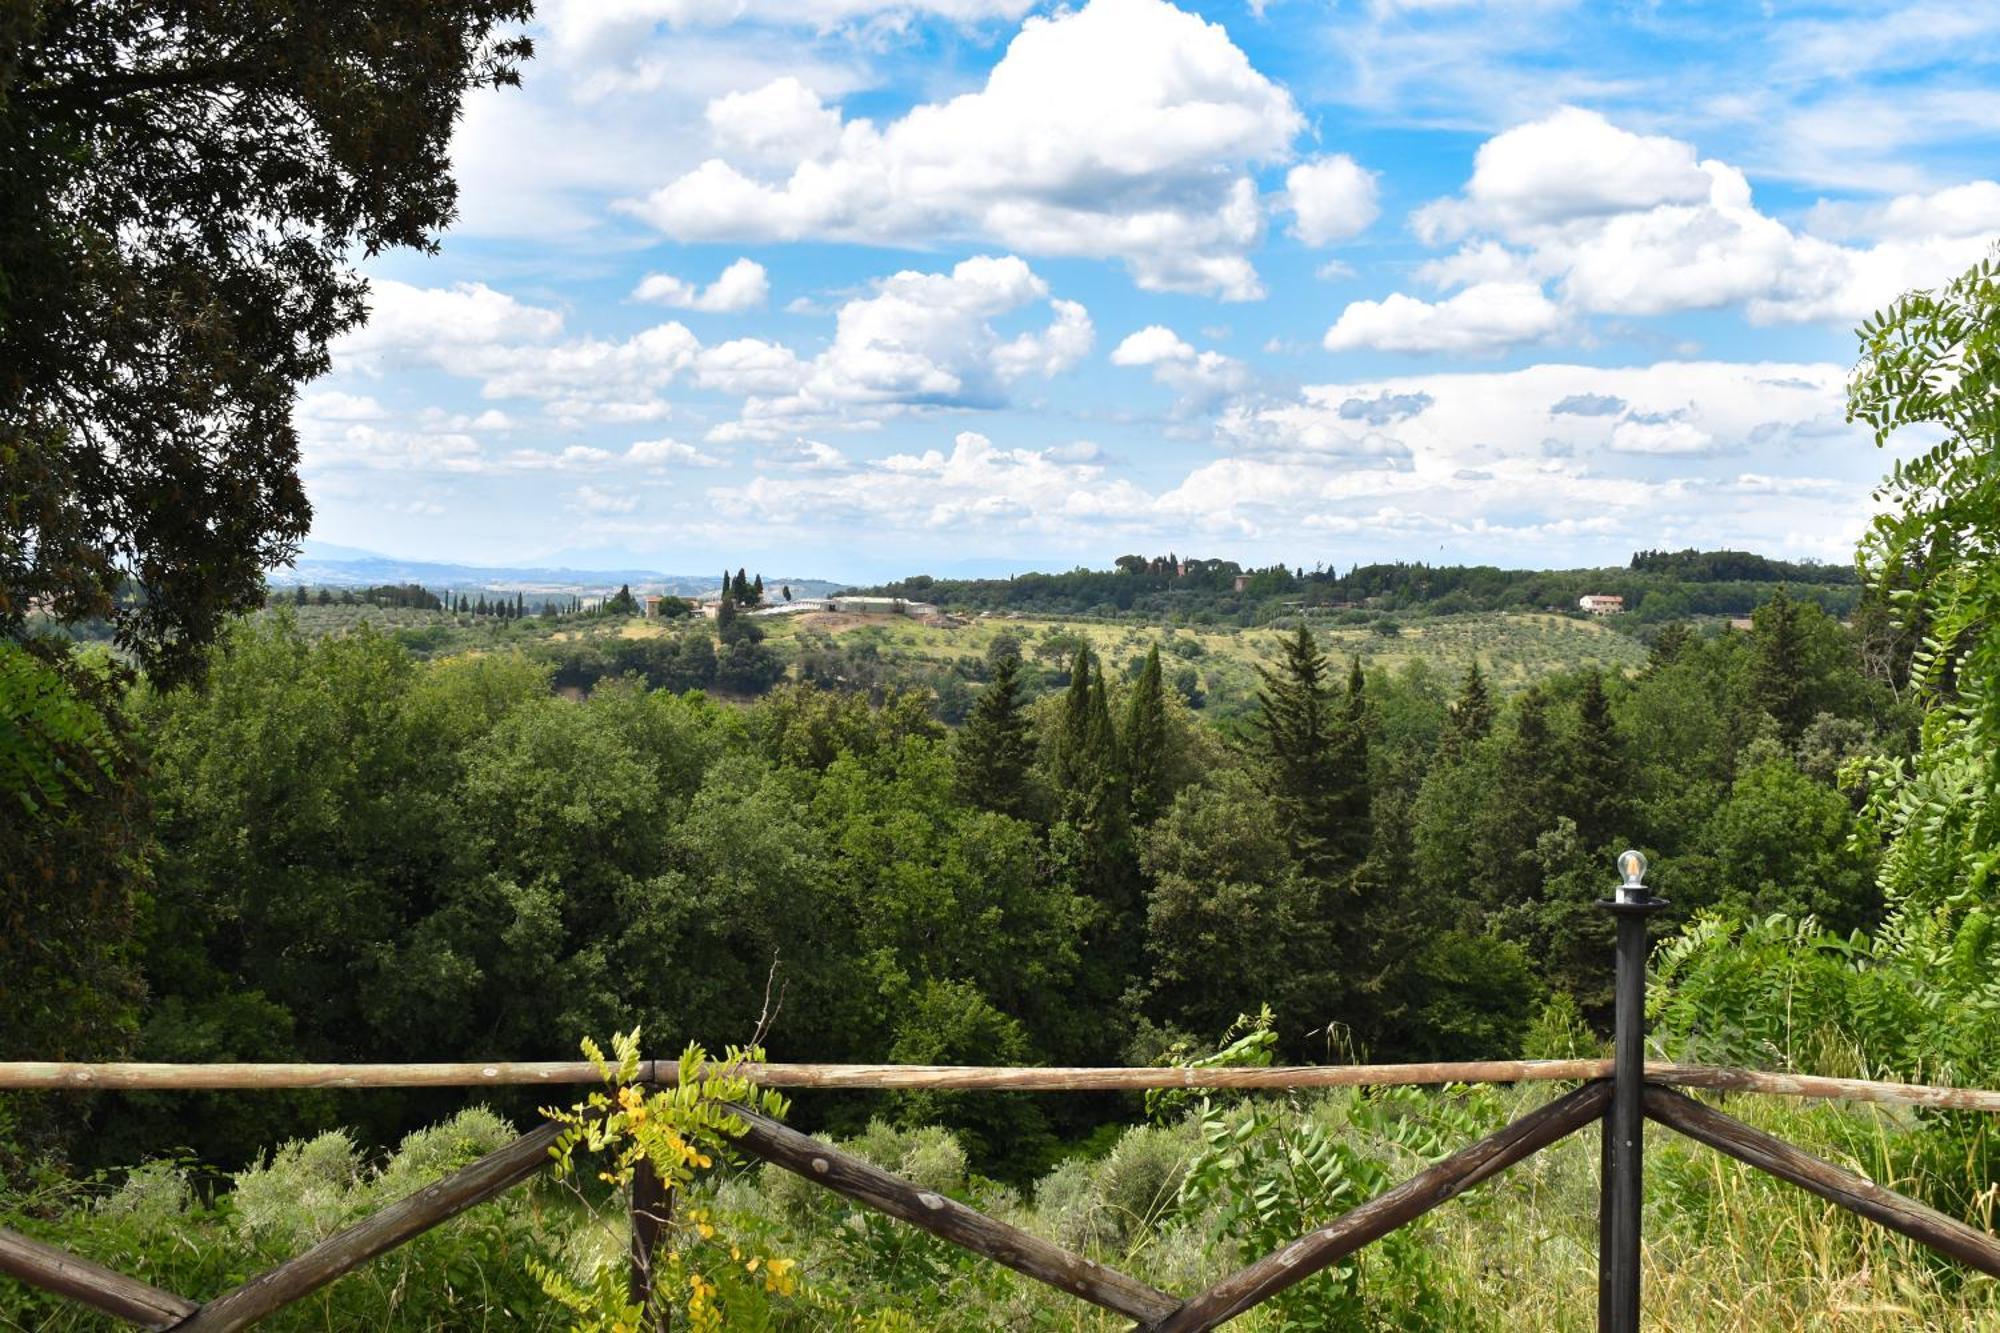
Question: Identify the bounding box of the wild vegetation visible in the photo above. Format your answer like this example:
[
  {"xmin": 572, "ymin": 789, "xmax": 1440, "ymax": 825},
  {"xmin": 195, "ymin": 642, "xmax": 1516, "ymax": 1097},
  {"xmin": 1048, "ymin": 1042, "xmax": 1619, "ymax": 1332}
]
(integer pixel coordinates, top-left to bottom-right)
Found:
[{"xmin": 5, "ymin": 2, "xmax": 2000, "ymax": 1323}]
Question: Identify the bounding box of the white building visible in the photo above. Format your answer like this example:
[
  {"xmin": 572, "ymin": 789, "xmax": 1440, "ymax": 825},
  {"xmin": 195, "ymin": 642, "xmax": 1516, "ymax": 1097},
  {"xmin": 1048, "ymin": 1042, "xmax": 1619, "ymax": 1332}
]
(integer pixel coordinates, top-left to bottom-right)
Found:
[{"xmin": 1578, "ymin": 594, "xmax": 1625, "ymax": 615}]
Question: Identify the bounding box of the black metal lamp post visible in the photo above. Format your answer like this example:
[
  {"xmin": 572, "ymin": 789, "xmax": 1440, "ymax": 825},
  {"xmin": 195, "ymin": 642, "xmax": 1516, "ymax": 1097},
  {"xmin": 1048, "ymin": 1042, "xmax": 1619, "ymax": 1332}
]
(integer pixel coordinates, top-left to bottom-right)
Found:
[{"xmin": 1599, "ymin": 849, "xmax": 1666, "ymax": 1333}]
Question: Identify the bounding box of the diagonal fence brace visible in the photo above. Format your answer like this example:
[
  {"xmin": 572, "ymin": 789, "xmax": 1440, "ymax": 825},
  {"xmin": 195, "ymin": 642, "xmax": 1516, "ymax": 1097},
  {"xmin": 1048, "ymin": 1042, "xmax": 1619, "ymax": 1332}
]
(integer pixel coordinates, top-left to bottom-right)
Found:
[
  {"xmin": 0, "ymin": 1226, "xmax": 197, "ymax": 1330},
  {"xmin": 727, "ymin": 1102, "xmax": 1183, "ymax": 1326},
  {"xmin": 167, "ymin": 1120, "xmax": 565, "ymax": 1331},
  {"xmin": 1149, "ymin": 1079, "xmax": 1614, "ymax": 1333},
  {"xmin": 1643, "ymin": 1084, "xmax": 2000, "ymax": 1277}
]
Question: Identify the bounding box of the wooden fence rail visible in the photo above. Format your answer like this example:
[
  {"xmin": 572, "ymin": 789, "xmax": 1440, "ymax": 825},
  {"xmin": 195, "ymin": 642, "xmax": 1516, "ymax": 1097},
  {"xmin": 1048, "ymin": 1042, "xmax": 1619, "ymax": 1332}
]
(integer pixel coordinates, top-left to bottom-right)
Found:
[
  {"xmin": 7, "ymin": 1061, "xmax": 2000, "ymax": 1331},
  {"xmin": 10, "ymin": 1059, "xmax": 2000, "ymax": 1113}
]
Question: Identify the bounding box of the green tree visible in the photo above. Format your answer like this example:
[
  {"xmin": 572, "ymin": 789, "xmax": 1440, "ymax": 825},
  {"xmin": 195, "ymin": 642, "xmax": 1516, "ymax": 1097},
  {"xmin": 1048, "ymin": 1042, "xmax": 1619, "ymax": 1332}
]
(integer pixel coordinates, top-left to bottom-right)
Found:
[
  {"xmin": 1749, "ymin": 586, "xmax": 1810, "ymax": 741},
  {"xmin": 1436, "ymin": 661, "xmax": 1494, "ymax": 764},
  {"xmin": 1, "ymin": 1, "xmax": 532, "ymax": 685},
  {"xmin": 606, "ymin": 584, "xmax": 637, "ymax": 616},
  {"xmin": 1253, "ymin": 626, "xmax": 1342, "ymax": 876},
  {"xmin": 956, "ymin": 654, "xmax": 1034, "ymax": 819},
  {"xmin": 1567, "ymin": 671, "xmax": 1628, "ymax": 851},
  {"xmin": 1850, "ymin": 249, "xmax": 2000, "ymax": 737},
  {"xmin": 1122, "ymin": 646, "xmax": 1171, "ymax": 826},
  {"xmin": 1327, "ymin": 658, "xmax": 1372, "ymax": 869}
]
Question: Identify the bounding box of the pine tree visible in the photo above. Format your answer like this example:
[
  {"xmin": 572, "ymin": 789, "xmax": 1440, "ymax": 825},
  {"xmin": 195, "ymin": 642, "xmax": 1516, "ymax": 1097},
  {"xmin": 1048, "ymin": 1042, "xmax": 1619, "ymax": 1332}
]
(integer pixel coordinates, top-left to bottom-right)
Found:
[
  {"xmin": 1567, "ymin": 671, "xmax": 1628, "ymax": 851},
  {"xmin": 1645, "ymin": 622, "xmax": 1694, "ymax": 674},
  {"xmin": 752, "ymin": 573, "xmax": 765, "ymax": 604},
  {"xmin": 1253, "ymin": 625, "xmax": 1343, "ymax": 876},
  {"xmin": 291, "ymin": 585, "xmax": 306, "ymax": 606},
  {"xmin": 732, "ymin": 568, "xmax": 751, "ymax": 603},
  {"xmin": 956, "ymin": 654, "xmax": 1034, "ymax": 818},
  {"xmin": 1751, "ymin": 585, "xmax": 1809, "ymax": 740},
  {"xmin": 1437, "ymin": 662, "xmax": 1495, "ymax": 763},
  {"xmin": 1477, "ymin": 687, "xmax": 1560, "ymax": 908},
  {"xmin": 1122, "ymin": 645, "xmax": 1171, "ymax": 825},
  {"xmin": 1327, "ymin": 657, "xmax": 1372, "ymax": 868}
]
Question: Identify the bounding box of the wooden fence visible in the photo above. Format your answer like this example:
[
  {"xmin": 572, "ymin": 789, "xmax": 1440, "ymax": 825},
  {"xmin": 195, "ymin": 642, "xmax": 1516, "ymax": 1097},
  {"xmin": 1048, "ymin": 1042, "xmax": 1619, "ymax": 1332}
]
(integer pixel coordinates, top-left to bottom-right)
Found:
[{"xmin": 4, "ymin": 1057, "xmax": 2000, "ymax": 1331}]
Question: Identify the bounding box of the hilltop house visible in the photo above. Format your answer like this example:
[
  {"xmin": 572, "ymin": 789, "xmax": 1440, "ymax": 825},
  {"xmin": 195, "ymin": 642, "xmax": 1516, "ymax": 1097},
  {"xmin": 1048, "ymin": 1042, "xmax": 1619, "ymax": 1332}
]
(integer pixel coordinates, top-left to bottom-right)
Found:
[{"xmin": 1578, "ymin": 594, "xmax": 1625, "ymax": 615}]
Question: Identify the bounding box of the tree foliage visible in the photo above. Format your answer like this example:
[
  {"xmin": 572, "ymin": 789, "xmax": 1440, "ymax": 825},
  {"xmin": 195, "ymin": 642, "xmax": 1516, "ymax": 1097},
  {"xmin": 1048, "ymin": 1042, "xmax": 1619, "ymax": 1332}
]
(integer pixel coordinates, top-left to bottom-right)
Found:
[{"xmin": 1, "ymin": 0, "xmax": 533, "ymax": 684}]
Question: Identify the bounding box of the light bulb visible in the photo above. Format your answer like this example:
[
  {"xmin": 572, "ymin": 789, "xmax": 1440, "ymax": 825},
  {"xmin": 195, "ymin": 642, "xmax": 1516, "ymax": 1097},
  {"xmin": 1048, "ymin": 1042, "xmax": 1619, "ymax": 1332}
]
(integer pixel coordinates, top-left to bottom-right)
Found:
[{"xmin": 1617, "ymin": 849, "xmax": 1647, "ymax": 900}]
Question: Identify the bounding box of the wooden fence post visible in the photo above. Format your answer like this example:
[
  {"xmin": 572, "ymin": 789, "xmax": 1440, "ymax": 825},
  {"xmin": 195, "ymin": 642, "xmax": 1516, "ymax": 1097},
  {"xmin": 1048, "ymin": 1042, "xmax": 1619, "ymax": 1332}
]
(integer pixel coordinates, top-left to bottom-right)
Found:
[
  {"xmin": 629, "ymin": 1157, "xmax": 673, "ymax": 1329},
  {"xmin": 628, "ymin": 1059, "xmax": 674, "ymax": 1330}
]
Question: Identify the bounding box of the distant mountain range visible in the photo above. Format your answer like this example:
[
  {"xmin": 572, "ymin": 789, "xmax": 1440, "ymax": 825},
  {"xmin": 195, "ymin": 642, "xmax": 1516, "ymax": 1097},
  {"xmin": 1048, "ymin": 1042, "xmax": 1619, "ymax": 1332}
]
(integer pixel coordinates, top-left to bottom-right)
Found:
[{"xmin": 274, "ymin": 543, "xmax": 846, "ymax": 600}]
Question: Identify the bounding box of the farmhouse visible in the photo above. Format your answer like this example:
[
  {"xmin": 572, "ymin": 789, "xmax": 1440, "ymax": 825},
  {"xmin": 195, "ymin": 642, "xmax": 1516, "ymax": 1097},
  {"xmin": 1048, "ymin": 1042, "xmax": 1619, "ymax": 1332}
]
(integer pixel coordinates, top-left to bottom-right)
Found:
[
  {"xmin": 1578, "ymin": 594, "xmax": 1625, "ymax": 616},
  {"xmin": 826, "ymin": 595, "xmax": 939, "ymax": 617}
]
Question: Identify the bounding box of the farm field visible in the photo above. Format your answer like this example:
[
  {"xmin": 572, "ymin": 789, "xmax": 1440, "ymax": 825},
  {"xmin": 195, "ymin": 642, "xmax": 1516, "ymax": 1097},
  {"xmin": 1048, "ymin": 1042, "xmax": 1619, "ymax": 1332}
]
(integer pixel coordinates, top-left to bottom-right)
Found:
[{"xmin": 753, "ymin": 609, "xmax": 1649, "ymax": 713}]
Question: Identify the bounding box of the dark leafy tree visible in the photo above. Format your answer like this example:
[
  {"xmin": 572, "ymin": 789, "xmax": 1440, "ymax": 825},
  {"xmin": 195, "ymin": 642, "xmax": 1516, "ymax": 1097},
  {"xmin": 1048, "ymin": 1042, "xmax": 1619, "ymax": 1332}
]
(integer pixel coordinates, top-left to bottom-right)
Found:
[
  {"xmin": 605, "ymin": 584, "xmax": 637, "ymax": 616},
  {"xmin": 0, "ymin": 1, "xmax": 533, "ymax": 685}
]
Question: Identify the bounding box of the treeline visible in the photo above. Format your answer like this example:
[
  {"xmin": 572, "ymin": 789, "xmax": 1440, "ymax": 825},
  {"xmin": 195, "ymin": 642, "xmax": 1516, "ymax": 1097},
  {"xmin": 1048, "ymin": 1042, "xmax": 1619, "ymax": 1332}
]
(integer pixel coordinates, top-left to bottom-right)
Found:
[
  {"xmin": 858, "ymin": 550, "xmax": 1862, "ymax": 623},
  {"xmin": 17, "ymin": 585, "xmax": 1901, "ymax": 1178}
]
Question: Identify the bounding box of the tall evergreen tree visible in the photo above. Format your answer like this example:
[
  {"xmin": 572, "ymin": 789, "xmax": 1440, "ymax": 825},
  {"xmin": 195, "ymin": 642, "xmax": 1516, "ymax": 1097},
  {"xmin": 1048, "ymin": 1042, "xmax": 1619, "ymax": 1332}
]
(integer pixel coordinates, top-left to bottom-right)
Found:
[
  {"xmin": 1327, "ymin": 658, "xmax": 1372, "ymax": 868},
  {"xmin": 732, "ymin": 568, "xmax": 751, "ymax": 603},
  {"xmin": 1751, "ymin": 585, "xmax": 1810, "ymax": 740},
  {"xmin": 1478, "ymin": 687, "xmax": 1561, "ymax": 908},
  {"xmin": 1437, "ymin": 661, "xmax": 1495, "ymax": 764},
  {"xmin": 956, "ymin": 654, "xmax": 1034, "ymax": 819},
  {"xmin": 1122, "ymin": 646, "xmax": 1171, "ymax": 826},
  {"xmin": 1567, "ymin": 671, "xmax": 1628, "ymax": 850},
  {"xmin": 1253, "ymin": 626, "xmax": 1343, "ymax": 876},
  {"xmin": 1646, "ymin": 622, "xmax": 1694, "ymax": 674},
  {"xmin": 752, "ymin": 573, "xmax": 765, "ymax": 604}
]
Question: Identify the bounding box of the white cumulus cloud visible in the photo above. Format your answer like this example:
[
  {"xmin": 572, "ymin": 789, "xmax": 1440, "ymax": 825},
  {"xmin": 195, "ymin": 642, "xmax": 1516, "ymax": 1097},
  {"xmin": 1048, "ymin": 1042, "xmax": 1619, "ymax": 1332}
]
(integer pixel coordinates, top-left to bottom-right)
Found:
[
  {"xmin": 1323, "ymin": 282, "xmax": 1565, "ymax": 354},
  {"xmin": 621, "ymin": 0, "xmax": 1307, "ymax": 298},
  {"xmin": 1285, "ymin": 155, "xmax": 1380, "ymax": 246},
  {"xmin": 632, "ymin": 257, "xmax": 770, "ymax": 312}
]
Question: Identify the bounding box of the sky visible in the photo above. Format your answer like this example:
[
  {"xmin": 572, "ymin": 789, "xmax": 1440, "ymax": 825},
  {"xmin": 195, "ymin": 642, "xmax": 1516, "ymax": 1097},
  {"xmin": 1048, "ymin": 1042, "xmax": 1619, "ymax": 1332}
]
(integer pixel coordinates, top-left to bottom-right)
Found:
[{"xmin": 299, "ymin": 0, "xmax": 2000, "ymax": 582}]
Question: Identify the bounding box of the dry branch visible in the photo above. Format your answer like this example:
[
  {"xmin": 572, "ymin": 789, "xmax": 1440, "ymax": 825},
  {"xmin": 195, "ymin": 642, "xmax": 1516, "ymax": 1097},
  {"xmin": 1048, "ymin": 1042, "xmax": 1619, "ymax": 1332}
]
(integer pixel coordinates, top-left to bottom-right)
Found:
[
  {"xmin": 1643, "ymin": 1084, "xmax": 2000, "ymax": 1277},
  {"xmin": 0, "ymin": 1227, "xmax": 196, "ymax": 1329},
  {"xmin": 727, "ymin": 1103, "xmax": 1182, "ymax": 1326},
  {"xmin": 1150, "ymin": 1080, "xmax": 1614, "ymax": 1333}
]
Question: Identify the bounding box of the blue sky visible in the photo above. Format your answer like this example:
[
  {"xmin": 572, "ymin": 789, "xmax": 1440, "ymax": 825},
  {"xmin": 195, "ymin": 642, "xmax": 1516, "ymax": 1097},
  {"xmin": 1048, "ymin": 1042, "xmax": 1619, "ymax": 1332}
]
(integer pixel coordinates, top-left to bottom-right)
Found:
[{"xmin": 300, "ymin": 0, "xmax": 2000, "ymax": 581}]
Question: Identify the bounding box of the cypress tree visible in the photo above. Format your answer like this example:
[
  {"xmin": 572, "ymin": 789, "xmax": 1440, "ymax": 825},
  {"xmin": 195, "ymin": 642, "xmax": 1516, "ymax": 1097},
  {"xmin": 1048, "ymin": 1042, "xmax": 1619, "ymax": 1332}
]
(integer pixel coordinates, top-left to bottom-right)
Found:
[
  {"xmin": 752, "ymin": 573, "xmax": 765, "ymax": 603},
  {"xmin": 732, "ymin": 568, "xmax": 751, "ymax": 603},
  {"xmin": 1122, "ymin": 645, "xmax": 1171, "ymax": 825},
  {"xmin": 956, "ymin": 654, "xmax": 1034, "ymax": 818}
]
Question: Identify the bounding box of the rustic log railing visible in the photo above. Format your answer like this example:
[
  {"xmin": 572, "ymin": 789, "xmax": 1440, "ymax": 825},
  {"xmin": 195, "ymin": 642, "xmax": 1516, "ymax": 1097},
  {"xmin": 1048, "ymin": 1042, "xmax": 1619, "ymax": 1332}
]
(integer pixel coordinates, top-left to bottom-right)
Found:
[
  {"xmin": 6, "ymin": 1057, "xmax": 2000, "ymax": 1330},
  {"xmin": 6, "ymin": 860, "xmax": 2000, "ymax": 1329}
]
